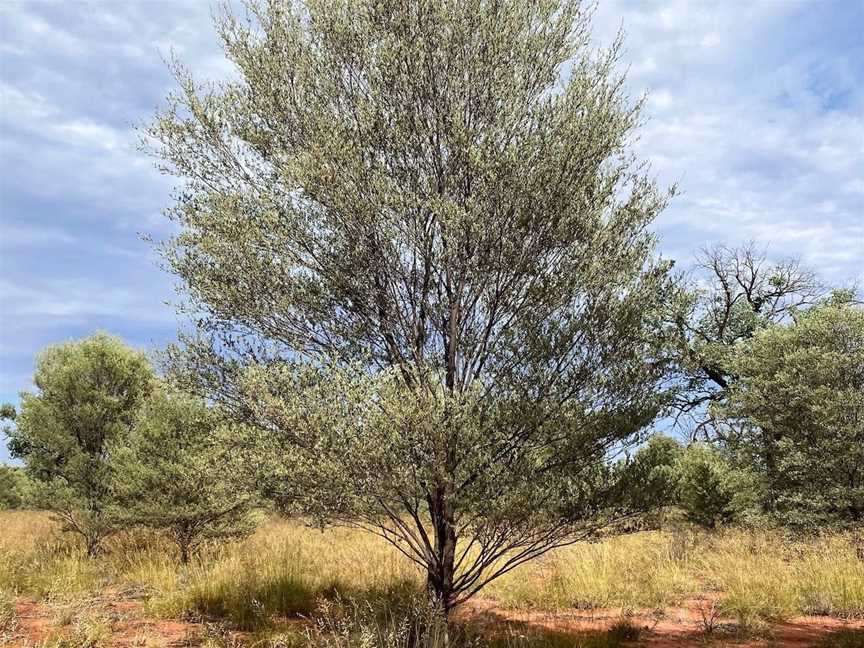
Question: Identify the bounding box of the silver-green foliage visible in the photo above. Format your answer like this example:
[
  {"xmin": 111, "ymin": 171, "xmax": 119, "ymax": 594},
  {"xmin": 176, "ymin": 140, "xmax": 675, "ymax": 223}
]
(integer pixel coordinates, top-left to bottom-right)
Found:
[
  {"xmin": 149, "ymin": 0, "xmax": 679, "ymax": 611},
  {"xmin": 112, "ymin": 388, "xmax": 259, "ymax": 564},
  {"xmin": 4, "ymin": 333, "xmax": 154, "ymax": 554}
]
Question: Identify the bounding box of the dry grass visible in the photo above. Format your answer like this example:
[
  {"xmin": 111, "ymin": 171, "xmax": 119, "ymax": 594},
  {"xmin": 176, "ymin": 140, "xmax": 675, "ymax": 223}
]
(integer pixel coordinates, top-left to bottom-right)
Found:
[
  {"xmin": 142, "ymin": 520, "xmax": 419, "ymax": 628},
  {"xmin": 485, "ymin": 530, "xmax": 696, "ymax": 610},
  {"xmin": 1, "ymin": 510, "xmax": 863, "ymax": 639},
  {"xmin": 487, "ymin": 526, "xmax": 864, "ymax": 629}
]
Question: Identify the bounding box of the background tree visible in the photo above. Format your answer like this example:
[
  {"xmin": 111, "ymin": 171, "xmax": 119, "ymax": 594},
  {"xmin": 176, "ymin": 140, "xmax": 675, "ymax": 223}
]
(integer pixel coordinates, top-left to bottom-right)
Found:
[
  {"xmin": 151, "ymin": 0, "xmax": 680, "ymax": 616},
  {"xmin": 618, "ymin": 434, "xmax": 758, "ymax": 529},
  {"xmin": 675, "ymin": 443, "xmax": 757, "ymax": 529},
  {"xmin": 619, "ymin": 434, "xmax": 683, "ymax": 515},
  {"xmin": 0, "ymin": 465, "xmax": 28, "ymax": 510},
  {"xmin": 672, "ymin": 243, "xmax": 824, "ymax": 441},
  {"xmin": 721, "ymin": 294, "xmax": 864, "ymax": 525},
  {"xmin": 0, "ymin": 405, "xmax": 26, "ymax": 510},
  {"xmin": 4, "ymin": 333, "xmax": 153, "ymax": 555},
  {"xmin": 112, "ymin": 387, "xmax": 260, "ymax": 564}
]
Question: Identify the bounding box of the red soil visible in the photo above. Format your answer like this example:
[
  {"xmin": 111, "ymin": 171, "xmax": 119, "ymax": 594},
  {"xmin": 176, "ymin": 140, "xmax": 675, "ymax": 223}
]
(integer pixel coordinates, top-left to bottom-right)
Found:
[
  {"xmin": 5, "ymin": 593, "xmax": 863, "ymax": 647},
  {"xmin": 459, "ymin": 598, "xmax": 864, "ymax": 647},
  {"xmin": 8, "ymin": 595, "xmax": 203, "ymax": 647}
]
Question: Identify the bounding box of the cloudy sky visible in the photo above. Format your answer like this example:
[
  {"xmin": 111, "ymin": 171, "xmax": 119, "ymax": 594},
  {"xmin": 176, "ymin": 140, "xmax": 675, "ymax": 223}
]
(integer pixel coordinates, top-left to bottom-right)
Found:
[{"xmin": 1, "ymin": 1, "xmax": 862, "ymax": 461}]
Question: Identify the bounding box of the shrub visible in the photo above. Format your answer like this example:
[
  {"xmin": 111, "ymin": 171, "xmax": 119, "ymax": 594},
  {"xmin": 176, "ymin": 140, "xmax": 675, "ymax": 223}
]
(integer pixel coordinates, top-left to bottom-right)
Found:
[
  {"xmin": 0, "ymin": 465, "xmax": 27, "ymax": 510},
  {"xmin": 111, "ymin": 388, "xmax": 260, "ymax": 565}
]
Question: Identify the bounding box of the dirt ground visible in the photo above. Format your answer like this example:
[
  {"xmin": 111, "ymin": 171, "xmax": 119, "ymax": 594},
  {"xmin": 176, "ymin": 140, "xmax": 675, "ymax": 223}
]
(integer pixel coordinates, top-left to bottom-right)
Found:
[
  {"xmin": 461, "ymin": 598, "xmax": 864, "ymax": 647},
  {"xmin": 4, "ymin": 593, "xmax": 864, "ymax": 647},
  {"xmin": 7, "ymin": 595, "xmax": 203, "ymax": 647}
]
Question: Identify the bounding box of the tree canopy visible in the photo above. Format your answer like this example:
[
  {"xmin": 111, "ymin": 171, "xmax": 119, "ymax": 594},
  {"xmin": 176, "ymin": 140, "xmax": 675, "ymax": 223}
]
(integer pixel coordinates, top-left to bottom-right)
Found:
[
  {"xmin": 722, "ymin": 295, "xmax": 864, "ymax": 526},
  {"xmin": 112, "ymin": 387, "xmax": 260, "ymax": 564},
  {"xmin": 671, "ymin": 243, "xmax": 824, "ymax": 441},
  {"xmin": 150, "ymin": 0, "xmax": 681, "ymax": 614},
  {"xmin": 4, "ymin": 333, "xmax": 154, "ymax": 554}
]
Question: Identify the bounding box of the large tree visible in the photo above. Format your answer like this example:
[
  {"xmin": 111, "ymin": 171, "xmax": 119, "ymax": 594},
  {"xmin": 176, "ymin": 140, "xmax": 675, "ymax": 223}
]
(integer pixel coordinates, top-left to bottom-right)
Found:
[
  {"xmin": 3, "ymin": 333, "xmax": 154, "ymax": 555},
  {"xmin": 722, "ymin": 295, "xmax": 864, "ymax": 524},
  {"xmin": 671, "ymin": 243, "xmax": 824, "ymax": 441},
  {"xmin": 151, "ymin": 0, "xmax": 679, "ymax": 616}
]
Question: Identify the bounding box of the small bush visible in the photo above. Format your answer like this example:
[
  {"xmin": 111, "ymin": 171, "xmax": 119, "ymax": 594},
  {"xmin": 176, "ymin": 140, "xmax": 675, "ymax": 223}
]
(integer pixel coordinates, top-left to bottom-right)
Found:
[
  {"xmin": 35, "ymin": 615, "xmax": 111, "ymax": 648},
  {"xmin": 605, "ymin": 619, "xmax": 641, "ymax": 642},
  {"xmin": 815, "ymin": 628, "xmax": 864, "ymax": 648}
]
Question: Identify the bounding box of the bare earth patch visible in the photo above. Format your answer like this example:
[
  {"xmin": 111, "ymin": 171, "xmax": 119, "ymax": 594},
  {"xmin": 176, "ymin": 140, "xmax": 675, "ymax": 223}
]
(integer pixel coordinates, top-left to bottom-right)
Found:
[
  {"xmin": 459, "ymin": 598, "xmax": 864, "ymax": 647},
  {"xmin": 8, "ymin": 593, "xmax": 204, "ymax": 647},
  {"xmin": 5, "ymin": 593, "xmax": 864, "ymax": 647}
]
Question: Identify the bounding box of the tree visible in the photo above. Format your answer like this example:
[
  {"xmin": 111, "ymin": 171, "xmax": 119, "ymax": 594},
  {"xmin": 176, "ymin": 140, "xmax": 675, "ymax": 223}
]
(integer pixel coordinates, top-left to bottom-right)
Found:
[
  {"xmin": 0, "ymin": 465, "xmax": 27, "ymax": 510},
  {"xmin": 672, "ymin": 243, "xmax": 824, "ymax": 441},
  {"xmin": 0, "ymin": 406, "xmax": 26, "ymax": 510},
  {"xmin": 619, "ymin": 434, "xmax": 683, "ymax": 514},
  {"xmin": 722, "ymin": 295, "xmax": 864, "ymax": 525},
  {"xmin": 5, "ymin": 333, "xmax": 154, "ymax": 555},
  {"xmin": 150, "ymin": 0, "xmax": 679, "ymax": 617},
  {"xmin": 675, "ymin": 443, "xmax": 756, "ymax": 529},
  {"xmin": 112, "ymin": 388, "xmax": 260, "ymax": 564}
]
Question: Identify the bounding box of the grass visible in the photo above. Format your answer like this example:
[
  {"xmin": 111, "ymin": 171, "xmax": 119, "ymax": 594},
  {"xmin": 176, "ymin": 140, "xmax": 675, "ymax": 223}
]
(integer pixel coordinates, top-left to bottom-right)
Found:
[
  {"xmin": 1, "ymin": 588, "xmax": 20, "ymax": 643},
  {"xmin": 143, "ymin": 522, "xmax": 419, "ymax": 629},
  {"xmin": 1, "ymin": 510, "xmax": 863, "ymax": 644},
  {"xmin": 0, "ymin": 512, "xmax": 420, "ymax": 630},
  {"xmin": 485, "ymin": 529, "xmax": 696, "ymax": 610},
  {"xmin": 814, "ymin": 628, "xmax": 864, "ymax": 648},
  {"xmin": 255, "ymin": 596, "xmax": 645, "ymax": 648},
  {"xmin": 487, "ymin": 525, "xmax": 864, "ymax": 624}
]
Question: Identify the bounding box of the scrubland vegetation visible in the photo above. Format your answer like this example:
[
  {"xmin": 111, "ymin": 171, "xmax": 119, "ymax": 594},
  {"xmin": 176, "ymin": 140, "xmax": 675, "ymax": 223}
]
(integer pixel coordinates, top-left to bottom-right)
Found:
[
  {"xmin": 1, "ymin": 511, "xmax": 863, "ymax": 646},
  {"xmin": 2, "ymin": 0, "xmax": 863, "ymax": 645}
]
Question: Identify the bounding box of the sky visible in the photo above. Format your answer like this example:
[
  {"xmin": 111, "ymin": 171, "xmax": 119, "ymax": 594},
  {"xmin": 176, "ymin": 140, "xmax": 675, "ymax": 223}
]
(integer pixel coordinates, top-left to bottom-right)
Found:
[{"xmin": 1, "ymin": 1, "xmax": 862, "ymax": 462}]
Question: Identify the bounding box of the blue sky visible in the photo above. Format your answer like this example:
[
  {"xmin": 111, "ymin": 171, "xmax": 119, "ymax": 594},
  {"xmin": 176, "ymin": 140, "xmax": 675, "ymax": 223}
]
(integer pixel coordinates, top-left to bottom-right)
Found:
[{"xmin": 1, "ymin": 1, "xmax": 862, "ymax": 462}]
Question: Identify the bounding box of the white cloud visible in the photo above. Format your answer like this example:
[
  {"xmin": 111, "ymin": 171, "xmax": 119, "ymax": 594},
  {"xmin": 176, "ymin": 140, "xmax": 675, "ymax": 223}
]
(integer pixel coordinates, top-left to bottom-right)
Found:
[
  {"xmin": 0, "ymin": 278, "xmax": 176, "ymax": 322},
  {"xmin": 589, "ymin": 0, "xmax": 864, "ymax": 285}
]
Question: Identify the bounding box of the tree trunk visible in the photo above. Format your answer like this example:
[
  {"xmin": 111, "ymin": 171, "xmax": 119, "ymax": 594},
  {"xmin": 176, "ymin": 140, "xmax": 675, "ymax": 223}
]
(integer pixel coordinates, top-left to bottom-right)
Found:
[
  {"xmin": 763, "ymin": 426, "xmax": 783, "ymax": 513},
  {"xmin": 176, "ymin": 527, "xmax": 193, "ymax": 566},
  {"xmin": 179, "ymin": 541, "xmax": 190, "ymax": 565},
  {"xmin": 427, "ymin": 487, "xmax": 457, "ymax": 624},
  {"xmin": 428, "ymin": 294, "xmax": 460, "ymax": 644},
  {"xmin": 85, "ymin": 536, "xmax": 101, "ymax": 558}
]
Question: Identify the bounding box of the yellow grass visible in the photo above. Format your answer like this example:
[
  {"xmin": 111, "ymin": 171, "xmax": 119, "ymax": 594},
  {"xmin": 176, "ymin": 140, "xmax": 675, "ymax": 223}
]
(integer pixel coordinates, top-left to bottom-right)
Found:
[
  {"xmin": 486, "ymin": 530, "xmax": 696, "ymax": 610},
  {"xmin": 1, "ymin": 510, "xmax": 863, "ymax": 635},
  {"xmin": 488, "ymin": 526, "xmax": 864, "ymax": 629}
]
